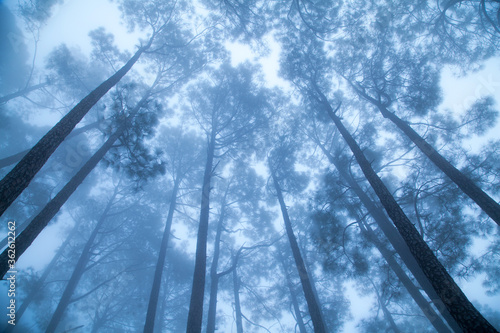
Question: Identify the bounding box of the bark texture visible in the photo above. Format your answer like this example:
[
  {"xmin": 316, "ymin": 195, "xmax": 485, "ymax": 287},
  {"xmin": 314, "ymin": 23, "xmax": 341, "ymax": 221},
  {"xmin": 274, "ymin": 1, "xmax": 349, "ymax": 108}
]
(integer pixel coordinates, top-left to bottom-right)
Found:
[
  {"xmin": 316, "ymin": 139, "xmax": 460, "ymax": 332},
  {"xmin": 0, "ymin": 93, "xmax": 149, "ymax": 278},
  {"xmin": 321, "ymin": 96, "xmax": 497, "ymax": 332},
  {"xmin": 0, "ymin": 42, "xmax": 149, "ymax": 217},
  {"xmin": 378, "ymin": 104, "xmax": 500, "ymax": 226}
]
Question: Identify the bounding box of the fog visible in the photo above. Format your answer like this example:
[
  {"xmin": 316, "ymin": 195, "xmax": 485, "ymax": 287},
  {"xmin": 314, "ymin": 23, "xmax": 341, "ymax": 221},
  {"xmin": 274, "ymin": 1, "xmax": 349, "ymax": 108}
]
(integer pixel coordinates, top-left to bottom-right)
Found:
[{"xmin": 0, "ymin": 0, "xmax": 499, "ymax": 332}]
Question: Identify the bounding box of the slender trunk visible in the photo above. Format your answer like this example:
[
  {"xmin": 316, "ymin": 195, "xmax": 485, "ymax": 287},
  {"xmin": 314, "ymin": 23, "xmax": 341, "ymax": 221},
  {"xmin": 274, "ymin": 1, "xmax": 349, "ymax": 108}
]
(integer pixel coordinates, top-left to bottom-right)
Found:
[
  {"xmin": 206, "ymin": 197, "xmax": 227, "ymax": 333},
  {"xmin": 270, "ymin": 167, "xmax": 327, "ymax": 333},
  {"xmin": 232, "ymin": 266, "xmax": 243, "ymax": 333},
  {"xmin": 320, "ymin": 96, "xmax": 497, "ymax": 332},
  {"xmin": 302, "ymin": 250, "xmax": 329, "ymax": 332},
  {"xmin": 0, "ymin": 81, "xmax": 49, "ymax": 104},
  {"xmin": 45, "ymin": 191, "xmax": 116, "ymax": 333},
  {"xmin": 316, "ymin": 140, "xmax": 460, "ymax": 332},
  {"xmin": 144, "ymin": 178, "xmax": 181, "ymax": 333},
  {"xmin": 186, "ymin": 129, "xmax": 217, "ymax": 333},
  {"xmin": 278, "ymin": 249, "xmax": 307, "ymax": 333},
  {"xmin": 0, "ymin": 40, "xmax": 151, "ymax": 217},
  {"xmin": 0, "ymin": 94, "xmax": 150, "ymax": 278},
  {"xmin": 359, "ymin": 219, "xmax": 452, "ymax": 332},
  {"xmin": 370, "ymin": 279, "xmax": 402, "ymax": 333},
  {"xmin": 3, "ymin": 225, "xmax": 78, "ymax": 333},
  {"xmin": 376, "ymin": 104, "xmax": 500, "ymax": 226},
  {"xmin": 0, "ymin": 119, "xmax": 103, "ymax": 170}
]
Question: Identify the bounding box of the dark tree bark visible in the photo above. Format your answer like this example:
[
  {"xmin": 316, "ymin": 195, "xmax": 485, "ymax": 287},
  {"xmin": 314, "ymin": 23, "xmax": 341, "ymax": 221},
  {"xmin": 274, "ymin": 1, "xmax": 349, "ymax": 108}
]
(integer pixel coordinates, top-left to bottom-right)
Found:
[
  {"xmin": 0, "ymin": 94, "xmax": 150, "ymax": 278},
  {"xmin": 319, "ymin": 92, "xmax": 497, "ymax": 332},
  {"xmin": 352, "ymin": 84, "xmax": 500, "ymax": 226},
  {"xmin": 206, "ymin": 192, "xmax": 227, "ymax": 333},
  {"xmin": 277, "ymin": 249, "xmax": 307, "ymax": 333},
  {"xmin": 144, "ymin": 178, "xmax": 181, "ymax": 333},
  {"xmin": 0, "ymin": 81, "xmax": 49, "ymax": 105},
  {"xmin": 0, "ymin": 119, "xmax": 103, "ymax": 170},
  {"xmin": 314, "ymin": 139, "xmax": 460, "ymax": 332},
  {"xmin": 0, "ymin": 40, "xmax": 151, "ymax": 217},
  {"xmin": 270, "ymin": 166, "xmax": 327, "ymax": 333},
  {"xmin": 186, "ymin": 128, "xmax": 216, "ymax": 333},
  {"xmin": 358, "ymin": 218, "xmax": 452, "ymax": 333},
  {"xmin": 232, "ymin": 265, "xmax": 243, "ymax": 333},
  {"xmin": 45, "ymin": 190, "xmax": 116, "ymax": 333}
]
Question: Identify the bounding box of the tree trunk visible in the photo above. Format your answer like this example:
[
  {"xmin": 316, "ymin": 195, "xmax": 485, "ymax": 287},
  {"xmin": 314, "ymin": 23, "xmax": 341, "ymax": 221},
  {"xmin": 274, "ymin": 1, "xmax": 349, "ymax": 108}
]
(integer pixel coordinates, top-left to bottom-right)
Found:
[
  {"xmin": 370, "ymin": 279, "xmax": 402, "ymax": 333},
  {"xmin": 376, "ymin": 103, "xmax": 500, "ymax": 226},
  {"xmin": 0, "ymin": 119, "xmax": 103, "ymax": 170},
  {"xmin": 358, "ymin": 218, "xmax": 452, "ymax": 332},
  {"xmin": 270, "ymin": 166, "xmax": 327, "ymax": 333},
  {"xmin": 278, "ymin": 249, "xmax": 307, "ymax": 333},
  {"xmin": 3, "ymin": 225, "xmax": 78, "ymax": 333},
  {"xmin": 206, "ymin": 195, "xmax": 227, "ymax": 333},
  {"xmin": 0, "ymin": 93, "xmax": 150, "ymax": 278},
  {"xmin": 320, "ymin": 96, "xmax": 497, "ymax": 332},
  {"xmin": 0, "ymin": 81, "xmax": 49, "ymax": 104},
  {"xmin": 45, "ymin": 191, "xmax": 116, "ymax": 333},
  {"xmin": 0, "ymin": 40, "xmax": 151, "ymax": 217},
  {"xmin": 232, "ymin": 266, "xmax": 243, "ymax": 333},
  {"xmin": 315, "ymin": 139, "xmax": 460, "ymax": 332},
  {"xmin": 186, "ymin": 128, "xmax": 216, "ymax": 333},
  {"xmin": 144, "ymin": 178, "xmax": 181, "ymax": 333}
]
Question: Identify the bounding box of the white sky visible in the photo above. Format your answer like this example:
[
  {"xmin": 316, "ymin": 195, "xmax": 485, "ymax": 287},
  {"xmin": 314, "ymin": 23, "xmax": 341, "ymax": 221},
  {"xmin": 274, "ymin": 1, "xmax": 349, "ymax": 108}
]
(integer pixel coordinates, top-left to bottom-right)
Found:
[{"xmin": 3, "ymin": 0, "xmax": 500, "ymax": 331}]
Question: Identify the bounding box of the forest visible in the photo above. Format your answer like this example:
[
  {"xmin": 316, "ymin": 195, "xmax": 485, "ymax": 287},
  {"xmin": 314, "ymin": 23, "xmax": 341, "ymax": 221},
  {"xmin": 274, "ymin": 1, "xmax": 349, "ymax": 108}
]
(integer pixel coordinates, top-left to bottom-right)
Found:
[{"xmin": 0, "ymin": 0, "xmax": 499, "ymax": 332}]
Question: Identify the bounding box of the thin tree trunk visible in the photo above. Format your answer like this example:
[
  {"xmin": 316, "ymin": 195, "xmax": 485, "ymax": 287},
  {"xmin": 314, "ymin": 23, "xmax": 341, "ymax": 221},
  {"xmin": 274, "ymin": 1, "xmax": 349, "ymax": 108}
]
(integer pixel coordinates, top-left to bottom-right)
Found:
[
  {"xmin": 232, "ymin": 266, "xmax": 243, "ymax": 333},
  {"xmin": 358, "ymin": 218, "xmax": 452, "ymax": 332},
  {"xmin": 0, "ymin": 81, "xmax": 49, "ymax": 104},
  {"xmin": 315, "ymin": 139, "xmax": 460, "ymax": 332},
  {"xmin": 0, "ymin": 93, "xmax": 150, "ymax": 278},
  {"xmin": 144, "ymin": 178, "xmax": 181, "ymax": 333},
  {"xmin": 187, "ymin": 128, "xmax": 217, "ymax": 333},
  {"xmin": 3, "ymin": 225, "xmax": 78, "ymax": 333},
  {"xmin": 0, "ymin": 40, "xmax": 151, "ymax": 217},
  {"xmin": 351, "ymin": 83, "xmax": 500, "ymax": 226},
  {"xmin": 0, "ymin": 119, "xmax": 103, "ymax": 170},
  {"xmin": 370, "ymin": 279, "xmax": 402, "ymax": 333},
  {"xmin": 206, "ymin": 193, "xmax": 227, "ymax": 333},
  {"xmin": 45, "ymin": 190, "xmax": 116, "ymax": 333},
  {"xmin": 270, "ymin": 166, "xmax": 327, "ymax": 333},
  {"xmin": 319, "ymin": 94, "xmax": 497, "ymax": 332},
  {"xmin": 378, "ymin": 103, "xmax": 500, "ymax": 226},
  {"xmin": 277, "ymin": 249, "xmax": 307, "ymax": 333}
]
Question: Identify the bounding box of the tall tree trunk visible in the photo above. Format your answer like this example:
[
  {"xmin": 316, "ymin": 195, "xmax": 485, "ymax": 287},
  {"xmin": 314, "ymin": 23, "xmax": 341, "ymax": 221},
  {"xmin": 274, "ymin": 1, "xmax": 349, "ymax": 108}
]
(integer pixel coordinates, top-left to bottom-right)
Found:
[
  {"xmin": 186, "ymin": 128, "xmax": 217, "ymax": 333},
  {"xmin": 0, "ymin": 93, "xmax": 150, "ymax": 278},
  {"xmin": 377, "ymin": 103, "xmax": 500, "ymax": 226},
  {"xmin": 144, "ymin": 178, "xmax": 181, "ymax": 333},
  {"xmin": 277, "ymin": 249, "xmax": 307, "ymax": 333},
  {"xmin": 315, "ymin": 139, "xmax": 460, "ymax": 332},
  {"xmin": 0, "ymin": 40, "xmax": 151, "ymax": 217},
  {"xmin": 232, "ymin": 266, "xmax": 243, "ymax": 333},
  {"xmin": 45, "ymin": 190, "xmax": 116, "ymax": 333},
  {"xmin": 206, "ymin": 194, "xmax": 227, "ymax": 333},
  {"xmin": 319, "ymin": 94, "xmax": 497, "ymax": 332},
  {"xmin": 270, "ymin": 166, "xmax": 327, "ymax": 333},
  {"xmin": 0, "ymin": 119, "xmax": 104, "ymax": 170},
  {"xmin": 0, "ymin": 81, "xmax": 49, "ymax": 104},
  {"xmin": 351, "ymin": 83, "xmax": 500, "ymax": 226},
  {"xmin": 358, "ymin": 218, "xmax": 452, "ymax": 332}
]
